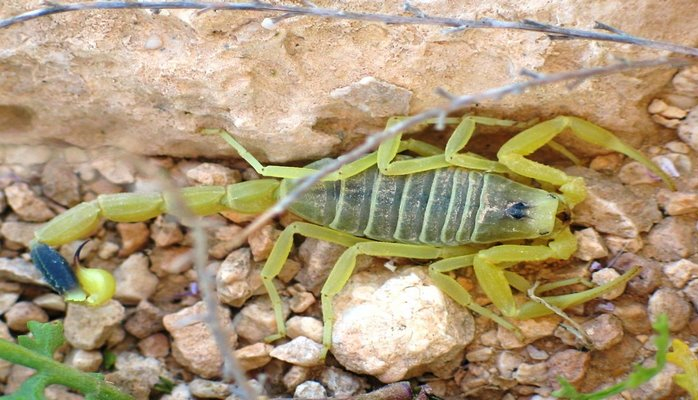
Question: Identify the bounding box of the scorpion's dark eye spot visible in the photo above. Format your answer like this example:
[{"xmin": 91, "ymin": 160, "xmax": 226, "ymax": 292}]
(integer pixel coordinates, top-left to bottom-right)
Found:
[{"xmin": 506, "ymin": 201, "xmax": 529, "ymax": 220}]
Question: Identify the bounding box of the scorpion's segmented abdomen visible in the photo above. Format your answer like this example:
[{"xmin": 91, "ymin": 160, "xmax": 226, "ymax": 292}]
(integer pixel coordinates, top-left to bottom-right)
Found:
[{"xmin": 284, "ymin": 160, "xmax": 486, "ymax": 246}]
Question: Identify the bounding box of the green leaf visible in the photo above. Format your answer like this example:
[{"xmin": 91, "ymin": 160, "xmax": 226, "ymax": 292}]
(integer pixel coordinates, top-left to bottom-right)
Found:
[
  {"xmin": 553, "ymin": 313, "xmax": 670, "ymax": 400},
  {"xmin": 17, "ymin": 320, "xmax": 65, "ymax": 358}
]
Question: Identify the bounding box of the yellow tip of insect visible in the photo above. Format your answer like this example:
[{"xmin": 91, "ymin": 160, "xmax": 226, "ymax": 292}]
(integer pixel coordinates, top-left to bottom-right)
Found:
[{"xmin": 72, "ymin": 266, "xmax": 116, "ymax": 307}]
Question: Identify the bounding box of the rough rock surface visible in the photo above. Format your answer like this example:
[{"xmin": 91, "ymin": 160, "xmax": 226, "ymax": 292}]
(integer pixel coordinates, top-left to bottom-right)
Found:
[
  {"xmin": 1, "ymin": 1, "xmax": 696, "ymax": 162},
  {"xmin": 331, "ymin": 267, "xmax": 475, "ymax": 383},
  {"xmin": 64, "ymin": 300, "xmax": 126, "ymax": 350}
]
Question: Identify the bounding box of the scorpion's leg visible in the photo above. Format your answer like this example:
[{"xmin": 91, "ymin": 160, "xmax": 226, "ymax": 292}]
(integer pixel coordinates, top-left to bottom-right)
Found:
[
  {"xmin": 497, "ymin": 116, "xmax": 674, "ymax": 205},
  {"xmin": 378, "ymin": 116, "xmax": 517, "ymax": 175},
  {"xmin": 472, "ymin": 227, "xmax": 639, "ymax": 319},
  {"xmin": 318, "ymin": 241, "xmax": 473, "ymax": 357},
  {"xmin": 260, "ymin": 222, "xmax": 367, "ymax": 342}
]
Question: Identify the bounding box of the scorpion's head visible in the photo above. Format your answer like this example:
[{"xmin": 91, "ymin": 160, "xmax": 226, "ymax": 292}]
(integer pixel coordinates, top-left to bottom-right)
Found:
[{"xmin": 471, "ymin": 174, "xmax": 571, "ymax": 243}]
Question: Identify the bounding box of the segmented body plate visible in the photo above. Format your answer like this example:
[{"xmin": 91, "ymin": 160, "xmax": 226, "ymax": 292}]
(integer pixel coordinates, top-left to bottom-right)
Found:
[{"xmin": 284, "ymin": 160, "xmax": 493, "ymax": 246}]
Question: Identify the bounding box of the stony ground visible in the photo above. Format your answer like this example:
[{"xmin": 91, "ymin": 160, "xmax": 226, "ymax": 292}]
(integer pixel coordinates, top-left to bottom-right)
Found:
[{"xmin": 0, "ymin": 67, "xmax": 697, "ymax": 399}]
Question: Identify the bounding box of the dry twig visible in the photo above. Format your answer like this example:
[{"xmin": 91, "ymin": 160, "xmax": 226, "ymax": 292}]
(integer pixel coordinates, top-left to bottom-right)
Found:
[{"xmin": 1, "ymin": 1, "xmax": 698, "ymax": 57}]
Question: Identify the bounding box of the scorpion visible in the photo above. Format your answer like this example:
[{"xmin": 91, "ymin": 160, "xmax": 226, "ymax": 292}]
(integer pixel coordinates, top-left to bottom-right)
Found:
[{"xmin": 30, "ymin": 115, "xmax": 673, "ymax": 356}]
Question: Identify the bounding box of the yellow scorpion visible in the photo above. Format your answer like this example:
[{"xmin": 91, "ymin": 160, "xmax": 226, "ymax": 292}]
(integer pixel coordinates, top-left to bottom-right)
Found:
[{"xmin": 30, "ymin": 116, "xmax": 672, "ymax": 356}]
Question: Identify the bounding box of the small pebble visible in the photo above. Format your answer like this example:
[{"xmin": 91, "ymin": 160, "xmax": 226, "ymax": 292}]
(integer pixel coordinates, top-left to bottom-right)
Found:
[
  {"xmin": 124, "ymin": 300, "xmax": 164, "ymax": 339},
  {"xmin": 65, "ymin": 349, "xmax": 103, "ymax": 372},
  {"xmin": 247, "ymin": 224, "xmax": 281, "ymax": 261},
  {"xmin": 5, "ymin": 182, "xmax": 55, "ymax": 222},
  {"xmin": 64, "ymin": 300, "xmax": 126, "ymax": 350},
  {"xmin": 294, "ymin": 381, "xmax": 326, "ymax": 399},
  {"xmin": 144, "ymin": 34, "xmax": 163, "ymax": 50},
  {"xmin": 466, "ymin": 347, "xmax": 493, "ymax": 363},
  {"xmin": 4, "ymin": 145, "xmax": 52, "ymax": 165},
  {"xmin": 163, "ymin": 301, "xmax": 237, "ymax": 379},
  {"xmin": 138, "ymin": 333, "xmax": 170, "ymax": 358},
  {"xmin": 656, "ymin": 189, "xmax": 698, "ymax": 215},
  {"xmin": 663, "ymin": 259, "xmax": 698, "ymax": 289},
  {"xmin": 497, "ymin": 316, "xmax": 559, "ymax": 349},
  {"xmin": 105, "ymin": 352, "xmax": 167, "ymax": 399},
  {"xmin": 113, "ymin": 253, "xmax": 158, "ymax": 304},
  {"xmin": 678, "ymin": 106, "xmax": 698, "ymax": 151},
  {"xmin": 320, "ymin": 367, "xmax": 364, "ymax": 397},
  {"xmin": 98, "ymin": 241, "xmax": 120, "ymax": 259},
  {"xmin": 5, "ymin": 301, "xmax": 49, "ymax": 332},
  {"xmin": 665, "ymin": 141, "xmax": 690, "ymax": 153},
  {"xmin": 618, "ymin": 161, "xmax": 659, "ymax": 185},
  {"xmin": 0, "ymin": 291, "xmax": 20, "ymax": 316},
  {"xmin": 288, "ymin": 287, "xmax": 316, "ymax": 313},
  {"xmin": 573, "ymin": 228, "xmax": 608, "ymax": 261},
  {"xmin": 216, "ymin": 248, "xmax": 262, "ymax": 307},
  {"xmin": 151, "ymin": 246, "xmax": 193, "ymax": 275},
  {"xmin": 32, "ymin": 293, "xmax": 66, "ymax": 311},
  {"xmin": 613, "ymin": 300, "xmax": 652, "ymax": 335},
  {"xmin": 496, "ymin": 351, "xmax": 524, "ymax": 380},
  {"xmin": 546, "ymin": 349, "xmax": 590, "ymax": 385},
  {"xmin": 92, "ymin": 157, "xmax": 135, "ymax": 184},
  {"xmin": 286, "ymin": 316, "xmax": 323, "ymax": 344},
  {"xmin": 150, "ymin": 215, "xmax": 184, "ymax": 247},
  {"xmin": 591, "ymin": 268, "xmax": 626, "ymax": 300},
  {"xmin": 648, "ymin": 288, "xmax": 691, "ymax": 332},
  {"xmin": 41, "ymin": 158, "xmax": 81, "ymax": 206},
  {"xmin": 117, "ymin": 222, "xmax": 150, "ymax": 256},
  {"xmin": 526, "ymin": 345, "xmax": 549, "ymax": 361},
  {"xmin": 234, "ymin": 342, "xmax": 273, "ymax": 371},
  {"xmin": 582, "ymin": 314, "xmax": 624, "ymax": 350},
  {"xmin": 186, "ymin": 163, "xmax": 241, "ymax": 186},
  {"xmin": 515, "ymin": 362, "xmax": 547, "ymax": 386},
  {"xmin": 283, "ymin": 366, "xmax": 311, "ymax": 391},
  {"xmin": 270, "ymin": 336, "xmax": 325, "ymax": 367},
  {"xmin": 644, "ymin": 216, "xmax": 696, "ymax": 262},
  {"xmin": 189, "ymin": 378, "xmax": 231, "ymax": 399},
  {"xmin": 233, "ymin": 296, "xmax": 288, "ymax": 343}
]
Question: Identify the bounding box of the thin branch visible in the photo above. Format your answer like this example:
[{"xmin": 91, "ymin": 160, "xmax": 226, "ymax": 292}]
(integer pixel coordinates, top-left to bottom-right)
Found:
[
  {"xmin": 1, "ymin": 1, "xmax": 698, "ymax": 56},
  {"xmin": 236, "ymin": 57, "xmax": 691, "ymax": 240}
]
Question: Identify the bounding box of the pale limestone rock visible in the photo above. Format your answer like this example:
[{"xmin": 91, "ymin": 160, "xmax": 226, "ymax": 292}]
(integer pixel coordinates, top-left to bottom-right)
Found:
[
  {"xmin": 546, "ymin": 350, "xmax": 590, "ymax": 386},
  {"xmin": 663, "ymin": 259, "xmax": 698, "ymax": 289},
  {"xmin": 113, "ymin": 253, "xmax": 158, "ymax": 304},
  {"xmin": 656, "ymin": 189, "xmax": 698, "ymax": 215},
  {"xmin": 92, "ymin": 156, "xmax": 135, "ymax": 185},
  {"xmin": 294, "ymin": 381, "xmax": 326, "ymax": 400},
  {"xmin": 0, "ymin": 257, "xmax": 48, "ymax": 287},
  {"xmin": 466, "ymin": 347, "xmax": 493, "ymax": 363},
  {"xmin": 65, "ymin": 349, "xmax": 103, "ymax": 372},
  {"xmin": 330, "ymin": 77, "xmax": 412, "ymax": 117},
  {"xmin": 4, "ymin": 301, "xmax": 48, "ymax": 332},
  {"xmin": 247, "ymin": 224, "xmax": 280, "ymax": 262},
  {"xmin": 591, "ymin": 268, "xmax": 626, "ymax": 300},
  {"xmin": 1, "ymin": 1, "xmax": 695, "ymax": 163},
  {"xmin": 209, "ymin": 224, "xmax": 243, "ymax": 260},
  {"xmin": 117, "ymin": 222, "xmax": 150, "ymax": 256},
  {"xmin": 98, "ymin": 241, "xmax": 120, "ymax": 259},
  {"xmin": 286, "ymin": 316, "xmax": 323, "ymax": 344},
  {"xmin": 41, "ymin": 158, "xmax": 81, "ymax": 207},
  {"xmin": 270, "ymin": 336, "xmax": 325, "ymax": 367},
  {"xmin": 150, "ymin": 215, "xmax": 184, "ymax": 248},
  {"xmin": 582, "ymin": 314, "xmax": 624, "ymax": 350},
  {"xmin": 496, "ymin": 351, "xmax": 524, "ymax": 380},
  {"xmin": 216, "ymin": 248, "xmax": 262, "ymax": 307},
  {"xmin": 234, "ymin": 342, "xmax": 273, "ymax": 371},
  {"xmin": 289, "ymin": 288, "xmax": 316, "ymax": 313},
  {"xmin": 189, "ymin": 378, "xmax": 231, "ymax": 399},
  {"xmin": 573, "ymin": 228, "xmax": 608, "ymax": 261},
  {"xmin": 678, "ymin": 106, "xmax": 698, "ymax": 151},
  {"xmin": 613, "ymin": 253, "xmax": 661, "ymax": 297},
  {"xmin": 497, "ymin": 316, "xmax": 560, "ymax": 349},
  {"xmin": 283, "ymin": 366, "xmax": 311, "ymax": 392},
  {"xmin": 0, "ymin": 292, "xmax": 20, "ymax": 316},
  {"xmin": 233, "ymin": 296, "xmax": 289, "ymax": 343},
  {"xmin": 5, "ymin": 182, "xmax": 55, "ymax": 222},
  {"xmin": 567, "ymin": 167, "xmax": 661, "ymax": 238},
  {"xmin": 1, "ymin": 221, "xmax": 42, "ymax": 249},
  {"xmin": 331, "ymin": 268, "xmax": 474, "ymax": 383},
  {"xmin": 648, "ymin": 288, "xmax": 691, "ymax": 332},
  {"xmin": 185, "ymin": 162, "xmax": 241, "ymax": 186},
  {"xmin": 643, "ymin": 216, "xmax": 696, "ymax": 262},
  {"xmin": 64, "ymin": 300, "xmax": 126, "ymax": 350},
  {"xmin": 138, "ymin": 333, "xmax": 170, "ymax": 358},
  {"xmin": 515, "ymin": 362, "xmax": 548, "ymax": 386},
  {"xmin": 32, "ymin": 293, "xmax": 66, "ymax": 312},
  {"xmin": 4, "ymin": 145, "xmax": 52, "ymax": 165},
  {"xmin": 163, "ymin": 301, "xmax": 237, "ymax": 379},
  {"xmin": 320, "ymin": 367, "xmax": 365, "ymax": 397},
  {"xmin": 105, "ymin": 352, "xmax": 168, "ymax": 400},
  {"xmin": 124, "ymin": 300, "xmax": 164, "ymax": 339}
]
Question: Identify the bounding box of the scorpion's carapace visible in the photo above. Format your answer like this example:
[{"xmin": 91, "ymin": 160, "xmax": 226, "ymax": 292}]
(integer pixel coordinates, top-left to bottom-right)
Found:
[{"xmin": 32, "ymin": 115, "xmax": 672, "ymax": 356}]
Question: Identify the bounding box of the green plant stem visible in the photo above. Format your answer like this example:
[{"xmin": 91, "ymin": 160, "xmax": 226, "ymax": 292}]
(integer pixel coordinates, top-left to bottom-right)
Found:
[{"xmin": 0, "ymin": 339, "xmax": 133, "ymax": 400}]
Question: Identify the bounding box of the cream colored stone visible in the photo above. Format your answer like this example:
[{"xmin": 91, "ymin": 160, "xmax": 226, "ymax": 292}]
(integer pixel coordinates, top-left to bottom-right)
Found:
[{"xmin": 1, "ymin": 1, "xmax": 696, "ymax": 162}]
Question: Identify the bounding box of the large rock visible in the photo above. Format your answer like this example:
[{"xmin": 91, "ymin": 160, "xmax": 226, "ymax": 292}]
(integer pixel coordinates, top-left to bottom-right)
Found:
[{"xmin": 1, "ymin": 1, "xmax": 696, "ymax": 161}]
